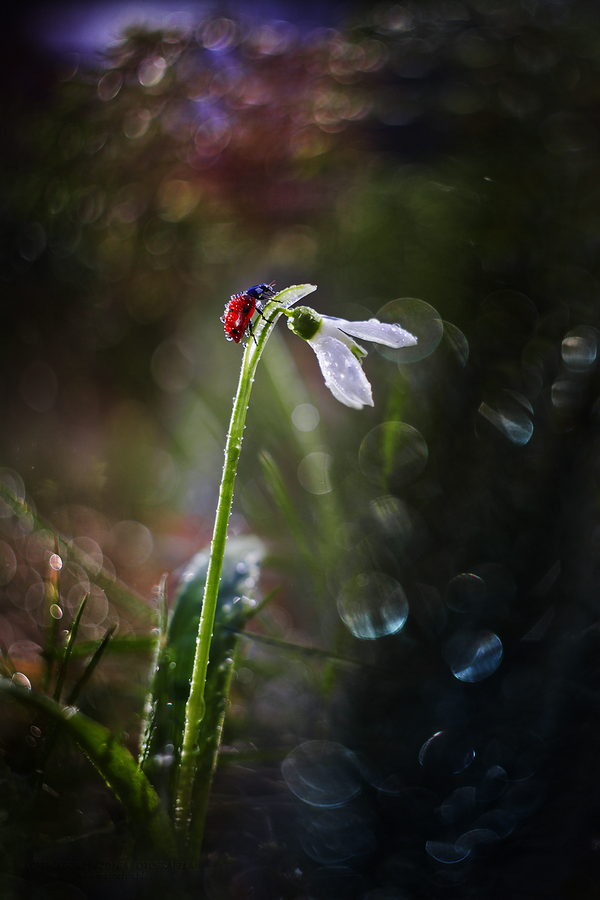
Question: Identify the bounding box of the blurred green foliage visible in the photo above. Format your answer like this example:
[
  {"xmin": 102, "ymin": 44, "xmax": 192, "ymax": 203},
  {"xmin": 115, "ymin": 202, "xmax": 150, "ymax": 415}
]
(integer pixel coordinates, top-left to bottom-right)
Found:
[
  {"xmin": 2, "ymin": 0, "xmax": 598, "ymax": 532},
  {"xmin": 3, "ymin": 0, "xmax": 600, "ymax": 890}
]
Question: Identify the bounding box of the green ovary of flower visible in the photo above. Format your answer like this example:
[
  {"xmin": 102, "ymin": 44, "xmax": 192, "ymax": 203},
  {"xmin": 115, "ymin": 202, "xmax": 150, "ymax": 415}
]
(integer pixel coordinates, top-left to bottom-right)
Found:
[{"xmin": 286, "ymin": 306, "xmax": 322, "ymax": 341}]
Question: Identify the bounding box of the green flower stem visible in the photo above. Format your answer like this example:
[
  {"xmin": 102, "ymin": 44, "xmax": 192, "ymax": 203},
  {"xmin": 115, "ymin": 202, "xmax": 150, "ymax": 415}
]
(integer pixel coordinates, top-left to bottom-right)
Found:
[{"xmin": 175, "ymin": 284, "xmax": 316, "ymax": 852}]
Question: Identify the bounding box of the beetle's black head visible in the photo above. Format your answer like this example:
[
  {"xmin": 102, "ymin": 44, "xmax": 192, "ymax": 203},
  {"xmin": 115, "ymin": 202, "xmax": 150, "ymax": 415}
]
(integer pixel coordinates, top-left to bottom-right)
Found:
[{"xmin": 247, "ymin": 282, "xmax": 276, "ymax": 300}]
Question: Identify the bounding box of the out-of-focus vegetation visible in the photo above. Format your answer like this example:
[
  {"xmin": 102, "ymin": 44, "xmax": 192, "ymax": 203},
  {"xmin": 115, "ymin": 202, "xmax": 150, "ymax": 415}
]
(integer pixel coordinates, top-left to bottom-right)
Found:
[{"xmin": 3, "ymin": 0, "xmax": 600, "ymax": 896}]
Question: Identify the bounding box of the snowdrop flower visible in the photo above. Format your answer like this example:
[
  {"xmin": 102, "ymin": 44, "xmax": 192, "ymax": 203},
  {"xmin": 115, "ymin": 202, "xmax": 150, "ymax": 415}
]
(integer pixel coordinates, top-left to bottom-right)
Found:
[{"xmin": 286, "ymin": 307, "xmax": 418, "ymax": 409}]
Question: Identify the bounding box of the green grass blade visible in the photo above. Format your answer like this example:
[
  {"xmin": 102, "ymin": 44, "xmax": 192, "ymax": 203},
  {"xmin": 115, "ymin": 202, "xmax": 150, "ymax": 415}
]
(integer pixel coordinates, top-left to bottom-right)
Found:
[
  {"xmin": 0, "ymin": 678, "xmax": 176, "ymax": 856},
  {"xmin": 36, "ymin": 595, "xmax": 92, "ymax": 785},
  {"xmin": 65, "ymin": 623, "xmax": 116, "ymax": 705},
  {"xmin": 53, "ymin": 594, "xmax": 88, "ymax": 702},
  {"xmin": 46, "ymin": 634, "xmax": 157, "ymax": 661}
]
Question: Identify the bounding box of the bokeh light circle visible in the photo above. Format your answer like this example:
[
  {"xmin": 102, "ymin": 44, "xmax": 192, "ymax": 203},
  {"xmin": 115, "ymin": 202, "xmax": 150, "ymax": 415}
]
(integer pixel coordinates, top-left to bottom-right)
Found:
[
  {"xmin": 443, "ymin": 630, "xmax": 503, "ymax": 682},
  {"xmin": 337, "ymin": 572, "xmax": 408, "ymax": 640},
  {"xmin": 109, "ymin": 520, "xmax": 154, "ymax": 567},
  {"xmin": 444, "ymin": 573, "xmax": 486, "ymax": 613},
  {"xmin": 477, "ymin": 390, "xmax": 534, "ymax": 446},
  {"xmin": 419, "ymin": 730, "xmax": 475, "ymax": 775},
  {"xmin": 360, "ymin": 422, "xmax": 427, "ymax": 489},
  {"xmin": 561, "ymin": 325, "xmax": 598, "ymax": 372},
  {"xmin": 0, "ymin": 541, "xmax": 17, "ymax": 585},
  {"xmin": 442, "ymin": 321, "xmax": 469, "ymax": 367},
  {"xmin": 298, "ymin": 452, "xmax": 333, "ymax": 494},
  {"xmin": 282, "ymin": 740, "xmax": 362, "ymax": 807},
  {"xmin": 376, "ymin": 298, "xmax": 444, "ymax": 363}
]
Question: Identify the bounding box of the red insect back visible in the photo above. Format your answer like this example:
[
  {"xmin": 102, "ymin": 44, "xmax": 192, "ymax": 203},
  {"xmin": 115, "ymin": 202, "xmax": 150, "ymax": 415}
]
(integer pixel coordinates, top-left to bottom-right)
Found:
[
  {"xmin": 221, "ymin": 281, "xmax": 275, "ymax": 343},
  {"xmin": 221, "ymin": 292, "xmax": 256, "ymax": 343}
]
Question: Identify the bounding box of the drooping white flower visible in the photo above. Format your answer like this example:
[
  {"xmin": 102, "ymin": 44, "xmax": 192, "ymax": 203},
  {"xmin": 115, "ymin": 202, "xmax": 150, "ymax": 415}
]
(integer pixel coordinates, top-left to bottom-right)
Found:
[{"xmin": 287, "ymin": 308, "xmax": 418, "ymax": 409}]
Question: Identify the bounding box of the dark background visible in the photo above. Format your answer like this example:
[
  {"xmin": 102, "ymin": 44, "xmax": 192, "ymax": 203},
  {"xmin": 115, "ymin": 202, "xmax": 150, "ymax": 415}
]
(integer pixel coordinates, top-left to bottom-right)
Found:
[{"xmin": 2, "ymin": 1, "xmax": 600, "ymax": 897}]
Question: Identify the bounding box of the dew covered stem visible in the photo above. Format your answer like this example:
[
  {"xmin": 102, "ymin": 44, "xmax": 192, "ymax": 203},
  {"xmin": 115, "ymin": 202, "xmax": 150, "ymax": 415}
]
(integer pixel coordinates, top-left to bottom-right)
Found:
[{"xmin": 174, "ymin": 285, "xmax": 316, "ymax": 856}]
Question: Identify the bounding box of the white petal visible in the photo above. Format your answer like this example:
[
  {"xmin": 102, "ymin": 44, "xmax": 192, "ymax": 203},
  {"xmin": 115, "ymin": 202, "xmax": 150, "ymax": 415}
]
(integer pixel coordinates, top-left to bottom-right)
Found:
[
  {"xmin": 309, "ymin": 334, "xmax": 373, "ymax": 409},
  {"xmin": 318, "ymin": 317, "xmax": 367, "ymax": 357},
  {"xmin": 323, "ymin": 316, "xmax": 417, "ymax": 349}
]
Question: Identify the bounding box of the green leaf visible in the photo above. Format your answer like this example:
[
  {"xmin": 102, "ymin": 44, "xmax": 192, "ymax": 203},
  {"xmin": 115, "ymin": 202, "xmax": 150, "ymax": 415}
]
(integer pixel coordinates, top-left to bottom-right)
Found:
[
  {"xmin": 52, "ymin": 593, "xmax": 88, "ymax": 702},
  {"xmin": 139, "ymin": 535, "xmax": 265, "ymax": 821},
  {"xmin": 0, "ymin": 678, "xmax": 176, "ymax": 856}
]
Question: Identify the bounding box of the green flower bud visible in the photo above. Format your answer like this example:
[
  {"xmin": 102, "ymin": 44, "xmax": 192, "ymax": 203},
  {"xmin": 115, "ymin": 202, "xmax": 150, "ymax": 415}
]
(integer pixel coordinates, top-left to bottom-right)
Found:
[{"xmin": 286, "ymin": 306, "xmax": 322, "ymax": 341}]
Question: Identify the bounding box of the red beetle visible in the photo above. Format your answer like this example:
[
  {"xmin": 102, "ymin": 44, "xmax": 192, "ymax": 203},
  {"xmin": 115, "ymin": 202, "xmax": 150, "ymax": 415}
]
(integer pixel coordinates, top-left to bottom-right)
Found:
[{"xmin": 221, "ymin": 282, "xmax": 276, "ymax": 343}]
